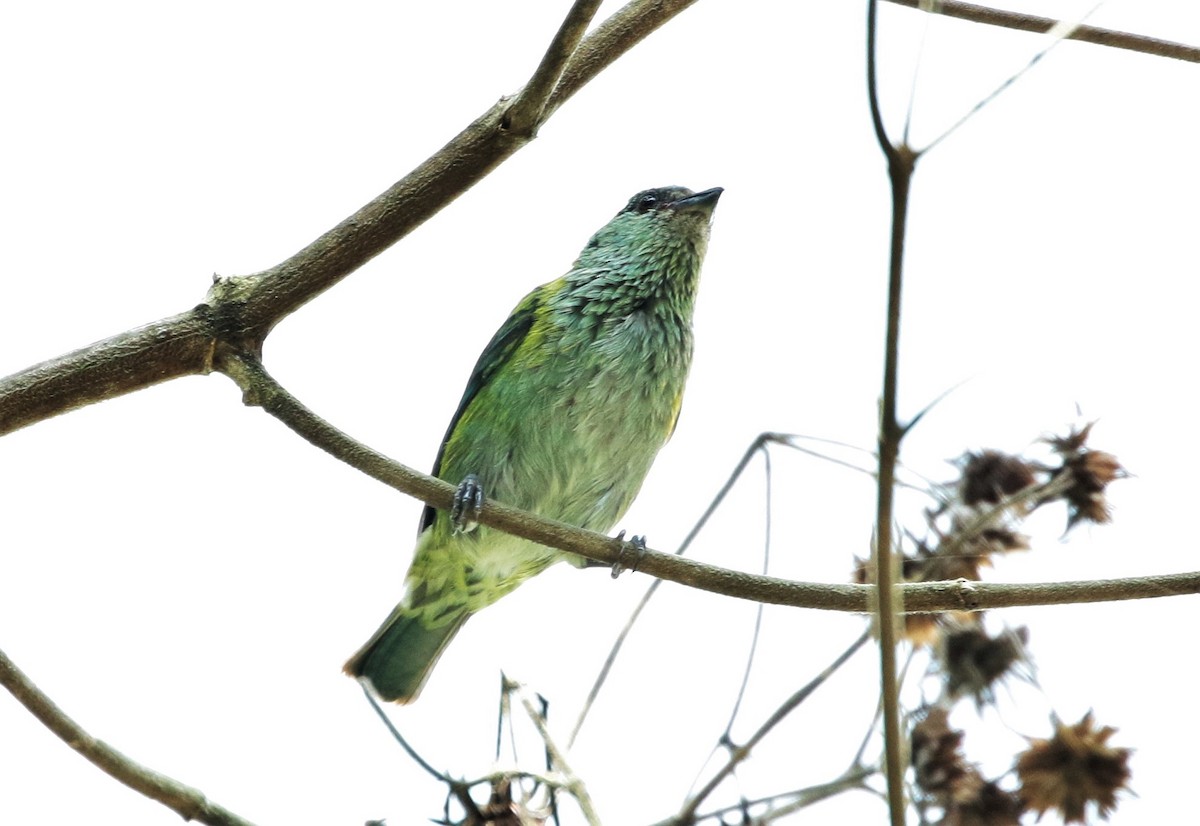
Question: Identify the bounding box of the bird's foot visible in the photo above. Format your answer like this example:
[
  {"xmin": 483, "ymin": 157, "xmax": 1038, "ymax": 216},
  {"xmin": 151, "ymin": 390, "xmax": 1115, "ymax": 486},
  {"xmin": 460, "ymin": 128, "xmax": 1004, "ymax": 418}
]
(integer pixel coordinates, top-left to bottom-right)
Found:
[
  {"xmin": 609, "ymin": 530, "xmax": 646, "ymax": 579},
  {"xmin": 451, "ymin": 473, "xmax": 484, "ymax": 534}
]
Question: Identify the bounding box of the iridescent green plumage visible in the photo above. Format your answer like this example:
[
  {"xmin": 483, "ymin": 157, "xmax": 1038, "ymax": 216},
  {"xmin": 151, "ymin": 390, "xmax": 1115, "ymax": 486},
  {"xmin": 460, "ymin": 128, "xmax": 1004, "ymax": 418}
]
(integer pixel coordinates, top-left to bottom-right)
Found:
[{"xmin": 345, "ymin": 186, "xmax": 722, "ymax": 702}]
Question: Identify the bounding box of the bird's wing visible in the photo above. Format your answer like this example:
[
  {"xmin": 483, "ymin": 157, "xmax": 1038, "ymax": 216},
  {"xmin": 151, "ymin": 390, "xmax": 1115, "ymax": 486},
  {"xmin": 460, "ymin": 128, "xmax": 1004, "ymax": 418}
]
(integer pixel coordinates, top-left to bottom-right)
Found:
[{"xmin": 418, "ymin": 284, "xmax": 547, "ymax": 535}]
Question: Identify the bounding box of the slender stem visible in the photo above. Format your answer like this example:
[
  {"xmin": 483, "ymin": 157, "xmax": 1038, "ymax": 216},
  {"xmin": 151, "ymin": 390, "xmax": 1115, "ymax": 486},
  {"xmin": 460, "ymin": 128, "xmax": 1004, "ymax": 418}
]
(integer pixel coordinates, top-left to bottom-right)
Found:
[
  {"xmin": 717, "ymin": 447, "xmax": 773, "ymax": 738},
  {"xmin": 884, "ymin": 0, "xmax": 1200, "ymax": 63},
  {"xmin": 867, "ymin": 2, "xmax": 917, "ymax": 823},
  {"xmin": 568, "ymin": 434, "xmax": 775, "ymax": 748},
  {"xmin": 0, "ymin": 647, "xmax": 255, "ymax": 826},
  {"xmin": 361, "ymin": 685, "xmax": 449, "ymax": 783},
  {"xmin": 514, "ymin": 685, "xmax": 602, "ymax": 826},
  {"xmin": 920, "ymin": 4, "xmax": 1098, "ymax": 154},
  {"xmin": 688, "ymin": 764, "xmax": 876, "ymax": 823},
  {"xmin": 874, "ymin": 146, "xmax": 915, "ymax": 826},
  {"xmin": 670, "ymin": 630, "xmax": 872, "ymax": 824}
]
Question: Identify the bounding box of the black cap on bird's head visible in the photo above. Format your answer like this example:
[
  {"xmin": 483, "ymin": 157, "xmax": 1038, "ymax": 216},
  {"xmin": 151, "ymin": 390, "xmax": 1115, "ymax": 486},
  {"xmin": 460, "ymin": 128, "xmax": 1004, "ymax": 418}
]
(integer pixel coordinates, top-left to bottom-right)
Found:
[
  {"xmin": 619, "ymin": 186, "xmax": 723, "ymax": 218},
  {"xmin": 572, "ymin": 185, "xmax": 722, "ymax": 294}
]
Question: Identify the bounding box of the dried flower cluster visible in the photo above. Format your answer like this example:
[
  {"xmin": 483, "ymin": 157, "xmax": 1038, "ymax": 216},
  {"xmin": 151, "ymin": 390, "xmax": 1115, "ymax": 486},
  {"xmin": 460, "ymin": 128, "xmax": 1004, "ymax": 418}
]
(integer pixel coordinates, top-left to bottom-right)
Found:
[
  {"xmin": 868, "ymin": 423, "xmax": 1134, "ymax": 823},
  {"xmin": 911, "ymin": 708, "xmax": 1022, "ymax": 826},
  {"xmin": 1047, "ymin": 423, "xmax": 1127, "ymax": 528},
  {"xmin": 937, "ymin": 622, "xmax": 1031, "ymax": 708},
  {"xmin": 912, "ymin": 708, "xmax": 1130, "ymax": 826},
  {"xmin": 854, "ymin": 423, "xmax": 1126, "ymax": 648},
  {"xmin": 1016, "ymin": 712, "xmax": 1133, "ymax": 823}
]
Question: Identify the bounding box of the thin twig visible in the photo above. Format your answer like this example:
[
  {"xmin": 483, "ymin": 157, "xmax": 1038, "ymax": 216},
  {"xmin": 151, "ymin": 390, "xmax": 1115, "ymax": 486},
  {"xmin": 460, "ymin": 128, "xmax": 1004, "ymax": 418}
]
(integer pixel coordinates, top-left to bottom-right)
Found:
[
  {"xmin": 567, "ymin": 434, "xmax": 775, "ymax": 748},
  {"xmin": 686, "ymin": 764, "xmax": 876, "ymax": 823},
  {"xmin": 219, "ymin": 352, "xmax": 1200, "ymax": 613},
  {"xmin": 753, "ymin": 764, "xmax": 878, "ymax": 821},
  {"xmin": 511, "ymin": 682, "xmax": 602, "ymax": 826},
  {"xmin": 668, "ymin": 629, "xmax": 873, "ymax": 825},
  {"xmin": 717, "ymin": 447, "xmax": 773, "ymax": 738},
  {"xmin": 361, "ymin": 684, "xmax": 450, "ymax": 783},
  {"xmin": 884, "ymin": 0, "xmax": 1200, "ymax": 63},
  {"xmin": 920, "ymin": 3, "xmax": 1102, "ymax": 153},
  {"xmin": 0, "ymin": 647, "xmax": 256, "ymax": 826}
]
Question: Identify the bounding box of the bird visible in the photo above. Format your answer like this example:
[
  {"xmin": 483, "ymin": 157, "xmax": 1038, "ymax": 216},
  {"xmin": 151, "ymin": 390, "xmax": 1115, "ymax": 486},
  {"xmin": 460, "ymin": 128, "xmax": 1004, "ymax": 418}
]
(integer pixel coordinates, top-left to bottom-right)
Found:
[{"xmin": 345, "ymin": 185, "xmax": 723, "ymax": 703}]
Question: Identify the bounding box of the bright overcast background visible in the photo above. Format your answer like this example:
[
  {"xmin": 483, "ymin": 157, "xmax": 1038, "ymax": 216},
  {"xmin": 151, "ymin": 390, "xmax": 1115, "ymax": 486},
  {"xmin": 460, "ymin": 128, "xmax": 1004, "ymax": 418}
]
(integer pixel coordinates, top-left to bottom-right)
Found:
[{"xmin": 2, "ymin": 2, "xmax": 1198, "ymax": 824}]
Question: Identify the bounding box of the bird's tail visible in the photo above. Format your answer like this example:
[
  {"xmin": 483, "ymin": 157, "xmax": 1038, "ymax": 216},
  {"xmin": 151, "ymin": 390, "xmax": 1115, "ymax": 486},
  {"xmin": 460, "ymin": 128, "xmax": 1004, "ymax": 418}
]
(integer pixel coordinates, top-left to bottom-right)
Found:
[{"xmin": 344, "ymin": 605, "xmax": 470, "ymax": 704}]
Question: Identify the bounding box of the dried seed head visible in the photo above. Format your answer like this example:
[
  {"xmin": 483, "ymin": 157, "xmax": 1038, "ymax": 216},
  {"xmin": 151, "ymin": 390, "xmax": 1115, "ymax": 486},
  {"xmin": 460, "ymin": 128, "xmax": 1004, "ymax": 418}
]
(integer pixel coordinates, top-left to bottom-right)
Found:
[
  {"xmin": 1046, "ymin": 424, "xmax": 1127, "ymax": 529},
  {"xmin": 957, "ymin": 451, "xmax": 1038, "ymax": 507},
  {"xmin": 1016, "ymin": 712, "xmax": 1132, "ymax": 823},
  {"xmin": 942, "ymin": 780, "xmax": 1024, "ymax": 826},
  {"xmin": 912, "ymin": 707, "xmax": 981, "ymax": 805},
  {"xmin": 938, "ymin": 624, "xmax": 1032, "ymax": 707}
]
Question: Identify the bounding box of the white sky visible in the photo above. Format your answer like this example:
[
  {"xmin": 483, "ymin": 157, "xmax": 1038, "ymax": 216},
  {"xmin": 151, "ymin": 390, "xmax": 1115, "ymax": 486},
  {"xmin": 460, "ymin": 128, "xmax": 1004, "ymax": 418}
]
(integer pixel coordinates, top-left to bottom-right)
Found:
[{"xmin": 1, "ymin": 1, "xmax": 1198, "ymax": 824}]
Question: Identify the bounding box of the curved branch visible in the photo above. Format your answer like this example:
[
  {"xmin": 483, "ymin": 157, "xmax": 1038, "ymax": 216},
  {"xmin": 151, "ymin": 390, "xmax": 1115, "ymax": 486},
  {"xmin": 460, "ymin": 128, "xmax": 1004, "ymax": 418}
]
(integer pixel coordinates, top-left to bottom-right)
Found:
[
  {"xmin": 233, "ymin": 0, "xmax": 703, "ymax": 343},
  {"xmin": 884, "ymin": 0, "xmax": 1200, "ymax": 63},
  {"xmin": 0, "ymin": 647, "xmax": 255, "ymax": 826},
  {"xmin": 0, "ymin": 0, "xmax": 703, "ymax": 439},
  {"xmin": 219, "ymin": 351, "xmax": 1200, "ymax": 614}
]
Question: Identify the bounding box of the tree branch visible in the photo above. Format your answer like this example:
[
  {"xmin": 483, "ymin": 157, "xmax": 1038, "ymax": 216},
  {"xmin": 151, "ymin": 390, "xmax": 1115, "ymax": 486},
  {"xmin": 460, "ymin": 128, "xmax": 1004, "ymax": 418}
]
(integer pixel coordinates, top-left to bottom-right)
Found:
[
  {"xmin": 0, "ymin": 0, "xmax": 703, "ymax": 439},
  {"xmin": 884, "ymin": 0, "xmax": 1200, "ymax": 63},
  {"xmin": 0, "ymin": 309, "xmax": 215, "ymax": 437},
  {"xmin": 504, "ymin": 0, "xmax": 605, "ymax": 135},
  {"xmin": 0, "ymin": 647, "xmax": 255, "ymax": 826},
  {"xmin": 218, "ymin": 351, "xmax": 1200, "ymax": 614}
]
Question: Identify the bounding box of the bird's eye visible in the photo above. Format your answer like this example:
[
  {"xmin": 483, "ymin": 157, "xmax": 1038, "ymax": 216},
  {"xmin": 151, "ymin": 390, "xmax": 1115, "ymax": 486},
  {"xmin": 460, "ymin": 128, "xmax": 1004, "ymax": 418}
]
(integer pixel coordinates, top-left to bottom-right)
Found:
[{"xmin": 636, "ymin": 195, "xmax": 657, "ymax": 213}]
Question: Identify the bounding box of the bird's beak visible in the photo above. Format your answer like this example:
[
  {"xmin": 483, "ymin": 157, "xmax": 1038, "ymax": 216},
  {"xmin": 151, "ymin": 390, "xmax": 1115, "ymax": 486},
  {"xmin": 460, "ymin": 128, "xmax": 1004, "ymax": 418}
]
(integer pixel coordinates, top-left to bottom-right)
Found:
[{"xmin": 672, "ymin": 187, "xmax": 723, "ymax": 215}]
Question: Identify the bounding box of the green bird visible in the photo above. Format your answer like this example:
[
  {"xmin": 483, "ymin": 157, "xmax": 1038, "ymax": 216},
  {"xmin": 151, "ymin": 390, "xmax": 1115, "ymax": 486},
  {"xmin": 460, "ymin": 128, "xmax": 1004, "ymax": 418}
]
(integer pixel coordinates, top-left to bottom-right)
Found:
[{"xmin": 345, "ymin": 185, "xmax": 723, "ymax": 703}]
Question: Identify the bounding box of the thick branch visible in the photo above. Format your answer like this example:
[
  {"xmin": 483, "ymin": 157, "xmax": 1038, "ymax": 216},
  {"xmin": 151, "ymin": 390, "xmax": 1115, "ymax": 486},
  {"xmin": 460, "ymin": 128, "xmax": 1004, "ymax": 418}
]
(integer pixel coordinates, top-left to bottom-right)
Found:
[
  {"xmin": 0, "ymin": 0, "xmax": 702, "ymax": 439},
  {"xmin": 219, "ymin": 352, "xmax": 1200, "ymax": 614},
  {"xmin": 885, "ymin": 0, "xmax": 1200, "ymax": 63},
  {"xmin": 233, "ymin": 0, "xmax": 702, "ymax": 342},
  {"xmin": 0, "ymin": 309, "xmax": 215, "ymax": 437},
  {"xmin": 0, "ymin": 647, "xmax": 255, "ymax": 826}
]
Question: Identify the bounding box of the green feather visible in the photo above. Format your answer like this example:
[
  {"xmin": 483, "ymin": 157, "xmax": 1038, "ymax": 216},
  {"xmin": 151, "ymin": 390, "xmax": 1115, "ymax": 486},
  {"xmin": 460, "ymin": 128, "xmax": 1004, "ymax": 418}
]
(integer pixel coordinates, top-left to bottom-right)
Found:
[{"xmin": 345, "ymin": 186, "xmax": 722, "ymax": 703}]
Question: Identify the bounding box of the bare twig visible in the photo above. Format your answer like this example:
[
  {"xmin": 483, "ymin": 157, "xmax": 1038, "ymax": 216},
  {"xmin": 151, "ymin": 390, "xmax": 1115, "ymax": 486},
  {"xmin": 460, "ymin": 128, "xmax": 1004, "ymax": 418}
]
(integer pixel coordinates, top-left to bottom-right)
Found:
[
  {"xmin": 920, "ymin": 3, "xmax": 1102, "ymax": 153},
  {"xmin": 568, "ymin": 433, "xmax": 779, "ymax": 748},
  {"xmin": 511, "ymin": 681, "xmax": 601, "ymax": 826},
  {"xmin": 884, "ymin": 0, "xmax": 1200, "ymax": 63},
  {"xmin": 0, "ymin": 647, "xmax": 256, "ymax": 826},
  {"xmin": 668, "ymin": 630, "xmax": 873, "ymax": 825},
  {"xmin": 681, "ymin": 764, "xmax": 876, "ymax": 823},
  {"xmin": 718, "ymin": 448, "xmax": 772, "ymax": 737},
  {"xmin": 361, "ymin": 685, "xmax": 450, "ymax": 783},
  {"xmin": 0, "ymin": 0, "xmax": 703, "ymax": 439}
]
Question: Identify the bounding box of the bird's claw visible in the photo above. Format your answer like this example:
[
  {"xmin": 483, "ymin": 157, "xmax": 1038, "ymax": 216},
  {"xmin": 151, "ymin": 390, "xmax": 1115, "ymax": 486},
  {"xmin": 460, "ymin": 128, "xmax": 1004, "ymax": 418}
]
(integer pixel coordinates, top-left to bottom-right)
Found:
[
  {"xmin": 451, "ymin": 473, "xmax": 484, "ymax": 534},
  {"xmin": 610, "ymin": 530, "xmax": 646, "ymax": 579}
]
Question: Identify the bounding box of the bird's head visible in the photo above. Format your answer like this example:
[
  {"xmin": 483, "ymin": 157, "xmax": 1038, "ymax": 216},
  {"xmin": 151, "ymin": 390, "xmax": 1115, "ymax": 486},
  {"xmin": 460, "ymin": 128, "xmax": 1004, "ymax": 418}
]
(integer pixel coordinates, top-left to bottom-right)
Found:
[{"xmin": 568, "ymin": 186, "xmax": 723, "ymax": 313}]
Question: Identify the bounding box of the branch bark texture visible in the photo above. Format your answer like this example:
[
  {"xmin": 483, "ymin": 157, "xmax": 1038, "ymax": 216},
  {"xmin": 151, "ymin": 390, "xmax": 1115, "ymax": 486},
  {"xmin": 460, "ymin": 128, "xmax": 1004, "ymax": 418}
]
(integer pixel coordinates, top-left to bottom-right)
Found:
[
  {"xmin": 0, "ymin": 0, "xmax": 701, "ymax": 440},
  {"xmin": 0, "ymin": 648, "xmax": 255, "ymax": 826}
]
